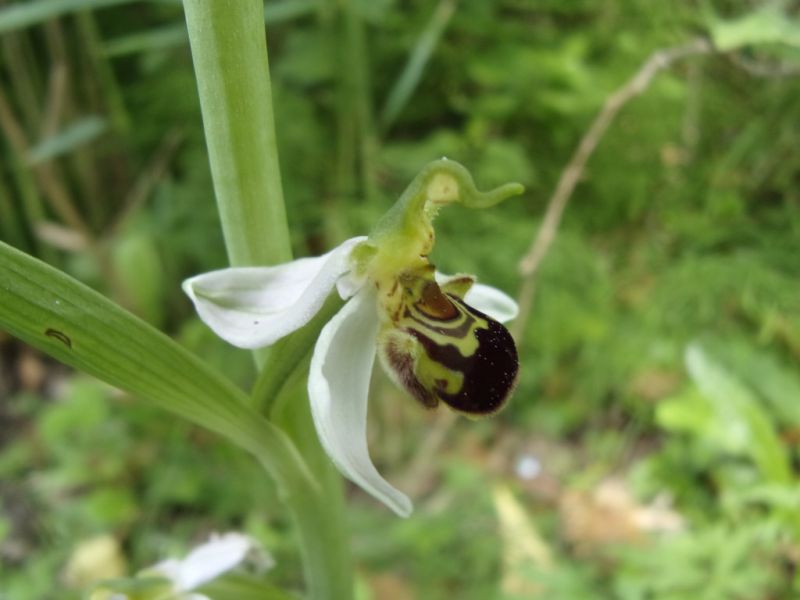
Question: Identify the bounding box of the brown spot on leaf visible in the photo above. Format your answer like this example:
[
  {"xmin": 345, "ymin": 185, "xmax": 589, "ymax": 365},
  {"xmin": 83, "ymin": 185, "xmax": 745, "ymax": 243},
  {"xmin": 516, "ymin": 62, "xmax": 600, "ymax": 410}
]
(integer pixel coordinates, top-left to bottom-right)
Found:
[{"xmin": 45, "ymin": 329, "xmax": 72, "ymax": 349}]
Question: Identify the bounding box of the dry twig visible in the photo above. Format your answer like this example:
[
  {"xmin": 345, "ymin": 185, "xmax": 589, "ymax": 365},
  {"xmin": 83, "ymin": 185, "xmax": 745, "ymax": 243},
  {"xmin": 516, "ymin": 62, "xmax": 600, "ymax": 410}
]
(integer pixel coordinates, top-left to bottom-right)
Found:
[{"xmin": 513, "ymin": 37, "xmax": 714, "ymax": 338}]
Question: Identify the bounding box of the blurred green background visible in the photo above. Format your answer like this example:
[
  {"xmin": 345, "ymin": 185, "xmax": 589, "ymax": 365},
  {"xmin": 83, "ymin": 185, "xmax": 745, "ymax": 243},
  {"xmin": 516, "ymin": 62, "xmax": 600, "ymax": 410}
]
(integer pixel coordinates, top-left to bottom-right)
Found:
[{"xmin": 1, "ymin": 1, "xmax": 799, "ymax": 598}]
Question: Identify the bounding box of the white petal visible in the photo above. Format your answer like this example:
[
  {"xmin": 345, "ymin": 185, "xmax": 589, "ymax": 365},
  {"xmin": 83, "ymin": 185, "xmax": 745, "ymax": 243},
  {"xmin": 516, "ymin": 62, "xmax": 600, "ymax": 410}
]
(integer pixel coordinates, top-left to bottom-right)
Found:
[
  {"xmin": 464, "ymin": 283, "xmax": 518, "ymax": 323},
  {"xmin": 435, "ymin": 272, "xmax": 518, "ymax": 323},
  {"xmin": 160, "ymin": 532, "xmax": 254, "ymax": 591},
  {"xmin": 183, "ymin": 237, "xmax": 366, "ymax": 349},
  {"xmin": 308, "ymin": 289, "xmax": 413, "ymax": 517}
]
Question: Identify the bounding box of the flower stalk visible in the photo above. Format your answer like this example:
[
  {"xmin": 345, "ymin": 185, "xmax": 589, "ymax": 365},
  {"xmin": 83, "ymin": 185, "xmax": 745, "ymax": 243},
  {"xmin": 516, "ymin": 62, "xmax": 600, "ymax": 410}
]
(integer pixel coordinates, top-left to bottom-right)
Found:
[
  {"xmin": 183, "ymin": 1, "xmax": 354, "ymax": 598},
  {"xmin": 183, "ymin": 0, "xmax": 290, "ymax": 269}
]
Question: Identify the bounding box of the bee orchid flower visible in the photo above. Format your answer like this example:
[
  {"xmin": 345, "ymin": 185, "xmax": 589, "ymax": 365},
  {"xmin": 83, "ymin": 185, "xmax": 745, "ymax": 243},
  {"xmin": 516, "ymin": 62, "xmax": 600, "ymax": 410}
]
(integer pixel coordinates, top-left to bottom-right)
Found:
[{"xmin": 183, "ymin": 159, "xmax": 523, "ymax": 517}]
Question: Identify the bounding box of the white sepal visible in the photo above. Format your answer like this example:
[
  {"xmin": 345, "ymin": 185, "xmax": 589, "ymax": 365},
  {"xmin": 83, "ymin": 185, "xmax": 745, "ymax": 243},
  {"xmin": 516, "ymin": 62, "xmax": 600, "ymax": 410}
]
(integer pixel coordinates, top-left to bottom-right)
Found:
[
  {"xmin": 182, "ymin": 237, "xmax": 366, "ymax": 349},
  {"xmin": 464, "ymin": 282, "xmax": 519, "ymax": 324},
  {"xmin": 308, "ymin": 288, "xmax": 413, "ymax": 517}
]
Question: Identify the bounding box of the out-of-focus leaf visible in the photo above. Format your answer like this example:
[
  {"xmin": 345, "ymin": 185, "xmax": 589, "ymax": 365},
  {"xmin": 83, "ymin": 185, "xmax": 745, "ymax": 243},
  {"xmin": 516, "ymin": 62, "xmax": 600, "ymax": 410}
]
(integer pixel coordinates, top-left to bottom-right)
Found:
[
  {"xmin": 0, "ymin": 0, "xmax": 132, "ymax": 34},
  {"xmin": 379, "ymin": 0, "xmax": 456, "ymax": 130},
  {"xmin": 112, "ymin": 230, "xmax": 165, "ymax": 326},
  {"xmin": 656, "ymin": 387, "xmax": 717, "ymax": 440},
  {"xmin": 0, "ymin": 182, "xmax": 25, "ymax": 249},
  {"xmin": 725, "ymin": 483, "xmax": 800, "ymax": 511},
  {"xmin": 685, "ymin": 344, "xmax": 791, "ymax": 485},
  {"xmin": 102, "ymin": 1, "xmax": 321, "ymax": 57},
  {"xmin": 263, "ymin": 0, "xmax": 320, "ymax": 23},
  {"xmin": 704, "ymin": 337, "xmax": 800, "ymax": 428},
  {"xmin": 103, "ymin": 23, "xmax": 187, "ymax": 57},
  {"xmin": 27, "ymin": 117, "xmax": 107, "ymax": 166},
  {"xmin": 710, "ymin": 4, "xmax": 800, "ymax": 51}
]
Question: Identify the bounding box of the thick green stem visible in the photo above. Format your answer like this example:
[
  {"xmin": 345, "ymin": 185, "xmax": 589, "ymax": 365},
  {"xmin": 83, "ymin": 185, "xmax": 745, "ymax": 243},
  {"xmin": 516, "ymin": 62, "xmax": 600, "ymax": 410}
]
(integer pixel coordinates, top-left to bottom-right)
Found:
[
  {"xmin": 183, "ymin": 2, "xmax": 354, "ymax": 598},
  {"xmin": 184, "ymin": 0, "xmax": 291, "ymax": 268}
]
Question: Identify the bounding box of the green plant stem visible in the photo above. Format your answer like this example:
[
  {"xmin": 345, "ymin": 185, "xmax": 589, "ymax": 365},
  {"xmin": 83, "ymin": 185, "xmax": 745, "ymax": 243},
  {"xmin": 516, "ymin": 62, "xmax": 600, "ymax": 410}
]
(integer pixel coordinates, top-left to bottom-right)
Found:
[
  {"xmin": 183, "ymin": 2, "xmax": 354, "ymax": 598},
  {"xmin": 184, "ymin": 0, "xmax": 291, "ymax": 269}
]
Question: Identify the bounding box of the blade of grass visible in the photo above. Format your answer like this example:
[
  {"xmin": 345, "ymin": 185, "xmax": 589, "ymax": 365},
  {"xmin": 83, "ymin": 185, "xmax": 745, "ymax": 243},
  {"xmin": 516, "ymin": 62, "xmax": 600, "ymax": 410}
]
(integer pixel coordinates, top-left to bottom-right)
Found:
[
  {"xmin": 0, "ymin": 0, "xmax": 133, "ymax": 34},
  {"xmin": 103, "ymin": 1, "xmax": 321, "ymax": 58},
  {"xmin": 5, "ymin": 147, "xmax": 56, "ymax": 262},
  {"xmin": 342, "ymin": 0, "xmax": 377, "ymax": 202},
  {"xmin": 102, "ymin": 22, "xmax": 188, "ymax": 58},
  {"xmin": 0, "ymin": 174, "xmax": 26, "ymax": 249},
  {"xmin": 379, "ymin": 0, "xmax": 456, "ymax": 132},
  {"xmin": 0, "ymin": 89, "xmax": 89, "ymax": 236},
  {"xmin": 0, "ymin": 31, "xmax": 43, "ymax": 131},
  {"xmin": 27, "ymin": 116, "xmax": 107, "ymax": 165},
  {"xmin": 76, "ymin": 10, "xmax": 131, "ymax": 134}
]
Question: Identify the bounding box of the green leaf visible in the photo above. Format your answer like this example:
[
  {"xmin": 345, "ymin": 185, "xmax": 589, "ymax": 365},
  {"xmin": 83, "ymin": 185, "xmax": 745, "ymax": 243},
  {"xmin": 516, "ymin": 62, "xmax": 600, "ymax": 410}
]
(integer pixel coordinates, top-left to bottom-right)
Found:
[
  {"xmin": 655, "ymin": 387, "xmax": 715, "ymax": 438},
  {"xmin": 703, "ymin": 337, "xmax": 800, "ymax": 428},
  {"xmin": 102, "ymin": 2, "xmax": 320, "ymax": 58},
  {"xmin": 27, "ymin": 116, "xmax": 107, "ymax": 165},
  {"xmin": 725, "ymin": 483, "xmax": 800, "ymax": 511},
  {"xmin": 0, "ymin": 242, "xmax": 310, "ymax": 488},
  {"xmin": 111, "ymin": 230, "xmax": 165, "ymax": 326},
  {"xmin": 685, "ymin": 344, "xmax": 791, "ymax": 485},
  {"xmin": 709, "ymin": 4, "xmax": 800, "ymax": 51},
  {"xmin": 379, "ymin": 0, "xmax": 456, "ymax": 131},
  {"xmin": 0, "ymin": 0, "xmax": 133, "ymax": 34},
  {"xmin": 263, "ymin": 0, "xmax": 320, "ymax": 23}
]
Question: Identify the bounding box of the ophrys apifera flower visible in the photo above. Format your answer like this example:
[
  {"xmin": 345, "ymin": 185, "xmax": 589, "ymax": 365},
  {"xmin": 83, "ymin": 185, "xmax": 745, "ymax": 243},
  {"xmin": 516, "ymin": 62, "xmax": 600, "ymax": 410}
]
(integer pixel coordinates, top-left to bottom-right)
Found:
[{"xmin": 184, "ymin": 159, "xmax": 523, "ymax": 516}]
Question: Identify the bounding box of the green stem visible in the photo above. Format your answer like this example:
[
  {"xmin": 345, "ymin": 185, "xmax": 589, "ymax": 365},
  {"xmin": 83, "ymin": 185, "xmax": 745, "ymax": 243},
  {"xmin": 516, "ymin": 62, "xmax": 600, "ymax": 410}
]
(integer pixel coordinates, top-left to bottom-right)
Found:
[
  {"xmin": 184, "ymin": 0, "xmax": 291, "ymax": 269},
  {"xmin": 183, "ymin": 2, "xmax": 354, "ymax": 598}
]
